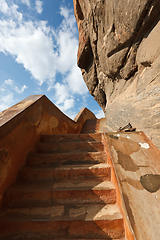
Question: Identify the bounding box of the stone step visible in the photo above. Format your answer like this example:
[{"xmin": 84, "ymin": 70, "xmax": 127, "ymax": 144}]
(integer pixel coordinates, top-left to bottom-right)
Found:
[
  {"xmin": 52, "ymin": 179, "xmax": 116, "ymax": 205},
  {"xmin": 53, "ymin": 163, "xmax": 111, "ymax": 181},
  {"xmin": 41, "ymin": 133, "xmax": 102, "ymax": 142},
  {"xmin": 3, "ymin": 183, "xmax": 53, "ymax": 209},
  {"xmin": 17, "ymin": 167, "xmax": 54, "ymax": 183},
  {"xmin": 18, "ymin": 163, "xmax": 111, "ymax": 183},
  {"xmin": 81, "ymin": 119, "xmax": 100, "ymax": 134},
  {"xmin": 28, "ymin": 152, "xmax": 107, "ymax": 167},
  {"xmin": 0, "ymin": 204, "xmax": 124, "ymax": 239},
  {"xmin": 0, "ymin": 236, "xmax": 126, "ymax": 240},
  {"xmin": 4, "ymin": 180, "xmax": 116, "ymax": 208},
  {"xmin": 37, "ymin": 141, "xmax": 104, "ymax": 154}
]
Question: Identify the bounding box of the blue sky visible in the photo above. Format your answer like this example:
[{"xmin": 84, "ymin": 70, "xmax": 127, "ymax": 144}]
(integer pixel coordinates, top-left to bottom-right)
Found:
[{"xmin": 0, "ymin": 0, "xmax": 104, "ymax": 119}]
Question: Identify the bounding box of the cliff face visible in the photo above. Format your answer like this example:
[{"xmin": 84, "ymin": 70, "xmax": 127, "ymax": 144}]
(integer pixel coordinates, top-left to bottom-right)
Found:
[{"xmin": 73, "ymin": 0, "xmax": 160, "ymax": 148}]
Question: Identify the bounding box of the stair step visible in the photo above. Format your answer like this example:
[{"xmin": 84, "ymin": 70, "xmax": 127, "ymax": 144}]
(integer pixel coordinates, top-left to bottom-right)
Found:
[
  {"xmin": 41, "ymin": 133, "xmax": 102, "ymax": 142},
  {"xmin": 18, "ymin": 163, "xmax": 111, "ymax": 183},
  {"xmin": 28, "ymin": 152, "xmax": 107, "ymax": 167},
  {"xmin": 37, "ymin": 141, "xmax": 104, "ymax": 153},
  {"xmin": 4, "ymin": 183, "xmax": 53, "ymax": 208},
  {"xmin": 53, "ymin": 163, "xmax": 111, "ymax": 181},
  {"xmin": 80, "ymin": 119, "xmax": 100, "ymax": 134},
  {"xmin": 4, "ymin": 180, "xmax": 116, "ymax": 208},
  {"xmin": 0, "ymin": 238, "xmax": 126, "ymax": 240},
  {"xmin": 1, "ymin": 132, "xmax": 126, "ymax": 240},
  {"xmin": 18, "ymin": 167, "xmax": 54, "ymax": 183},
  {"xmin": 52, "ymin": 179, "xmax": 116, "ymax": 205},
  {"xmin": 0, "ymin": 204, "xmax": 124, "ymax": 239}
]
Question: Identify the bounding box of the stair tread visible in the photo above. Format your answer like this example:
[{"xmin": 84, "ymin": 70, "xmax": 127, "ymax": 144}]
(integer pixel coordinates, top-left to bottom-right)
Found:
[
  {"xmin": 53, "ymin": 179, "xmax": 114, "ymax": 191},
  {"xmin": 28, "ymin": 151, "xmax": 107, "ymax": 167},
  {"xmin": 20, "ymin": 163, "xmax": 110, "ymax": 171},
  {"xmin": 7, "ymin": 179, "xmax": 114, "ymax": 192},
  {"xmin": 1, "ymin": 204, "xmax": 122, "ymax": 221},
  {"xmin": 54, "ymin": 163, "xmax": 110, "ymax": 170},
  {"xmin": 38, "ymin": 141, "xmax": 104, "ymax": 154},
  {"xmin": 41, "ymin": 133, "xmax": 102, "ymax": 142},
  {"xmin": 30, "ymin": 151, "xmax": 106, "ymax": 158},
  {"xmin": 39, "ymin": 141, "xmax": 102, "ymax": 145},
  {"xmin": 18, "ymin": 163, "xmax": 111, "ymax": 183}
]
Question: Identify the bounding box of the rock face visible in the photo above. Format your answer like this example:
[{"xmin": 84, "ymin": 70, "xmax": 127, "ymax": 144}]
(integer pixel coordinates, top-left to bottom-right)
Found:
[{"xmin": 73, "ymin": 0, "xmax": 160, "ymax": 148}]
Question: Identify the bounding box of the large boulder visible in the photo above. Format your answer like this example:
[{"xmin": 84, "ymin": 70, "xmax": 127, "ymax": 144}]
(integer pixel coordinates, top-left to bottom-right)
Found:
[{"xmin": 73, "ymin": 0, "xmax": 160, "ymax": 148}]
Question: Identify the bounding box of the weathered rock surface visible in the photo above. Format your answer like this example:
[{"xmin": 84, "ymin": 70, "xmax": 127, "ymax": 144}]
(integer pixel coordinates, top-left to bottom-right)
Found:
[{"xmin": 73, "ymin": 0, "xmax": 160, "ymax": 148}]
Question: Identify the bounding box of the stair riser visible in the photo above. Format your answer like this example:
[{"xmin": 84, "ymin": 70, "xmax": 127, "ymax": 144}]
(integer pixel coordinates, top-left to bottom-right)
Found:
[
  {"xmin": 41, "ymin": 134, "xmax": 102, "ymax": 142},
  {"xmin": 52, "ymin": 189, "xmax": 116, "ymax": 205},
  {"xmin": 18, "ymin": 168, "xmax": 54, "ymax": 183},
  {"xmin": 18, "ymin": 167, "xmax": 111, "ymax": 183},
  {"xmin": 53, "ymin": 167, "xmax": 111, "ymax": 181},
  {"xmin": 0, "ymin": 219, "xmax": 124, "ymax": 239},
  {"xmin": 28, "ymin": 152, "xmax": 107, "ymax": 167},
  {"xmin": 4, "ymin": 189, "xmax": 116, "ymax": 208},
  {"xmin": 37, "ymin": 142, "xmax": 104, "ymax": 153},
  {"xmin": 4, "ymin": 189, "xmax": 52, "ymax": 208}
]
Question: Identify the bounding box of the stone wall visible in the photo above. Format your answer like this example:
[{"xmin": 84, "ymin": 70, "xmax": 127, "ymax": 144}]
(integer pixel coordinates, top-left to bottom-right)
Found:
[
  {"xmin": 73, "ymin": 0, "xmax": 160, "ymax": 148},
  {"xmin": 0, "ymin": 95, "xmax": 96, "ymax": 208}
]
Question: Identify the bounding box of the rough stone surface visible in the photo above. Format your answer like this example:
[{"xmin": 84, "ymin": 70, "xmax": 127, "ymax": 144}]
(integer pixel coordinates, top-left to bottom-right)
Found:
[
  {"xmin": 0, "ymin": 132, "xmax": 125, "ymax": 239},
  {"xmin": 0, "ymin": 95, "xmax": 96, "ymax": 208},
  {"xmin": 73, "ymin": 0, "xmax": 160, "ymax": 148},
  {"xmin": 105, "ymin": 131, "xmax": 160, "ymax": 240}
]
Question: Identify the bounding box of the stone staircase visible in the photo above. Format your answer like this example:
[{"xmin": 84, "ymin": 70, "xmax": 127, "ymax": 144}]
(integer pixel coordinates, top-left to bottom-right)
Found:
[
  {"xmin": 0, "ymin": 132, "xmax": 126, "ymax": 239},
  {"xmin": 80, "ymin": 119, "xmax": 100, "ymax": 134}
]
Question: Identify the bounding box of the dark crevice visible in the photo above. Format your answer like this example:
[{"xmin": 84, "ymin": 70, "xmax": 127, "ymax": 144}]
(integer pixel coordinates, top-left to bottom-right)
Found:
[
  {"xmin": 76, "ymin": 0, "xmax": 84, "ymax": 20},
  {"xmin": 141, "ymin": 61, "xmax": 152, "ymax": 67},
  {"xmin": 107, "ymin": 40, "xmax": 130, "ymax": 58},
  {"xmin": 90, "ymin": 65, "xmax": 98, "ymax": 95},
  {"xmin": 77, "ymin": 38, "xmax": 94, "ymax": 71},
  {"xmin": 123, "ymin": 66, "xmax": 138, "ymax": 80},
  {"xmin": 111, "ymin": 23, "xmax": 115, "ymax": 34}
]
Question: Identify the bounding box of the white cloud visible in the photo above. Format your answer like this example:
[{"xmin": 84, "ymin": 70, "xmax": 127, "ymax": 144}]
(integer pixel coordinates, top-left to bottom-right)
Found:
[
  {"xmin": 0, "ymin": 0, "xmax": 22, "ymax": 22},
  {"xmin": 64, "ymin": 65, "xmax": 88, "ymax": 94},
  {"xmin": 58, "ymin": 98, "xmax": 75, "ymax": 112},
  {"xmin": 0, "ymin": 19, "xmax": 58, "ymax": 85},
  {"xmin": 0, "ymin": 2, "xmax": 89, "ymax": 116},
  {"xmin": 54, "ymin": 82, "xmax": 69, "ymax": 105},
  {"xmin": 35, "ymin": 0, "xmax": 43, "ymax": 14},
  {"xmin": 96, "ymin": 110, "xmax": 105, "ymax": 119},
  {"xmin": 0, "ymin": 79, "xmax": 28, "ymax": 112},
  {"xmin": 4, "ymin": 79, "xmax": 28, "ymax": 94},
  {"xmin": 0, "ymin": 91, "xmax": 14, "ymax": 112},
  {"xmin": 0, "ymin": 0, "xmax": 9, "ymax": 14},
  {"xmin": 0, "ymin": 3, "xmax": 83, "ymax": 90},
  {"xmin": 4, "ymin": 79, "xmax": 14, "ymax": 85},
  {"xmin": 21, "ymin": 0, "xmax": 30, "ymax": 7},
  {"xmin": 14, "ymin": 85, "xmax": 28, "ymax": 94}
]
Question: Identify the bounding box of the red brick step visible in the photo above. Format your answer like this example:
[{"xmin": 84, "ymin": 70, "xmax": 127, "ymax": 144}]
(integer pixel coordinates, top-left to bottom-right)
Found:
[
  {"xmin": 37, "ymin": 141, "xmax": 104, "ymax": 153},
  {"xmin": 0, "ymin": 131, "xmax": 126, "ymax": 239},
  {"xmin": 18, "ymin": 163, "xmax": 111, "ymax": 183},
  {"xmin": 0, "ymin": 204, "xmax": 124, "ymax": 239},
  {"xmin": 28, "ymin": 152, "xmax": 107, "ymax": 167},
  {"xmin": 4, "ymin": 179, "xmax": 116, "ymax": 208},
  {"xmin": 41, "ymin": 133, "xmax": 102, "ymax": 142},
  {"xmin": 4, "ymin": 183, "xmax": 52, "ymax": 208},
  {"xmin": 52, "ymin": 179, "xmax": 116, "ymax": 205}
]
